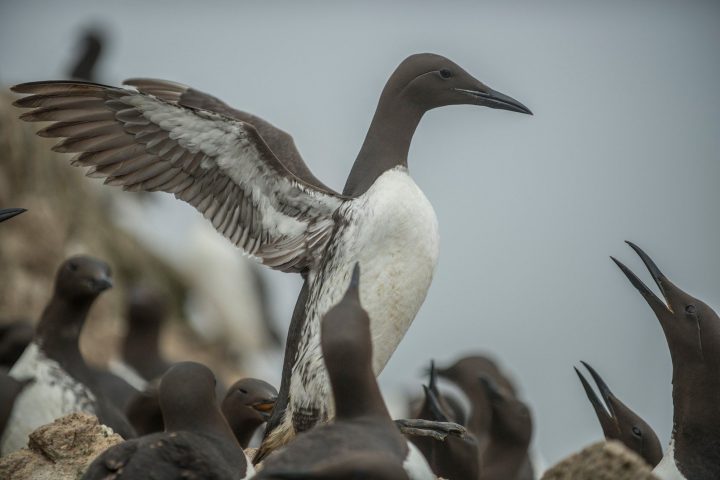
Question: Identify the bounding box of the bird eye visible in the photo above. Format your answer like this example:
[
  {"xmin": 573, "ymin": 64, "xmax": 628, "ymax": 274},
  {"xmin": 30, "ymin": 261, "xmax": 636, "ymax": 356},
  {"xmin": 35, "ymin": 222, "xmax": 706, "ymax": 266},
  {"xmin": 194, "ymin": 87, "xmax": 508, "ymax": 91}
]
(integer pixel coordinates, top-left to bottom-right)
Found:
[
  {"xmin": 68, "ymin": 262, "xmax": 78, "ymax": 272},
  {"xmin": 685, "ymin": 304, "xmax": 697, "ymax": 314},
  {"xmin": 632, "ymin": 426, "xmax": 642, "ymax": 436},
  {"xmin": 439, "ymin": 69, "xmax": 452, "ymax": 79},
  {"xmin": 239, "ymin": 388, "xmax": 248, "ymax": 394}
]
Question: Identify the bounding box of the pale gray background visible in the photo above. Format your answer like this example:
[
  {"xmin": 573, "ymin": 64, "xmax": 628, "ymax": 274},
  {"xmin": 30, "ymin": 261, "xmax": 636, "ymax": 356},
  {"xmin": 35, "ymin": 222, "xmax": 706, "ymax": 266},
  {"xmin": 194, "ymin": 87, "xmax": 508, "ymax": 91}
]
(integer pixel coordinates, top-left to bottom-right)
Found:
[{"xmin": 2, "ymin": 0, "xmax": 719, "ymax": 466}]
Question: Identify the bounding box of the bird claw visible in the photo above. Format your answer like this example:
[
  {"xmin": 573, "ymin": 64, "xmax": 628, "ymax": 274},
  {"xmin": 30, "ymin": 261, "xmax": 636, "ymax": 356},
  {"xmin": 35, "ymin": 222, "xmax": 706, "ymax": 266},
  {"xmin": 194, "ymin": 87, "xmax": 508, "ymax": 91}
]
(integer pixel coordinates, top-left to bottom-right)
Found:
[{"xmin": 394, "ymin": 419, "xmax": 466, "ymax": 441}]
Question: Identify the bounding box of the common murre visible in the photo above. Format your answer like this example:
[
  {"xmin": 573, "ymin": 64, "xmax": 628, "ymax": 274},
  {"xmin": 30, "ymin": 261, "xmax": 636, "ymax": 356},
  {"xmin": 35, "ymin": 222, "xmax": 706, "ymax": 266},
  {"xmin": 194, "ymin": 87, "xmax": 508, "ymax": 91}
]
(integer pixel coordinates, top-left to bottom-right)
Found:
[
  {"xmin": 11, "ymin": 54, "xmax": 532, "ymax": 456},
  {"xmin": 83, "ymin": 362, "xmax": 255, "ymax": 480},
  {"xmin": 0, "ymin": 256, "xmax": 136, "ymax": 454},
  {"xmin": 255, "ymin": 265, "xmax": 435, "ymax": 479},
  {"xmin": 575, "ymin": 361, "xmax": 663, "ymax": 468},
  {"xmin": 613, "ymin": 242, "xmax": 720, "ymax": 480}
]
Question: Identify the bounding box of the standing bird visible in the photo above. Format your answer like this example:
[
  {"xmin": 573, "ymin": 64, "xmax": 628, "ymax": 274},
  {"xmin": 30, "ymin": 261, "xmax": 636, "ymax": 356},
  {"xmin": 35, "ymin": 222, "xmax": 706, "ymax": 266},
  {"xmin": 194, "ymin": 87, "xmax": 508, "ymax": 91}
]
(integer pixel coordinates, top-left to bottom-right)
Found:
[
  {"xmin": 255, "ymin": 265, "xmax": 434, "ymax": 479},
  {"xmin": 575, "ymin": 361, "xmax": 663, "ymax": 468},
  {"xmin": 478, "ymin": 376, "xmax": 534, "ymax": 480},
  {"xmin": 612, "ymin": 242, "xmax": 720, "ymax": 480},
  {"xmin": 0, "ymin": 256, "xmax": 135, "ymax": 454},
  {"xmin": 11, "ymin": 53, "xmax": 532, "ymax": 455},
  {"xmin": 83, "ymin": 362, "xmax": 255, "ymax": 480}
]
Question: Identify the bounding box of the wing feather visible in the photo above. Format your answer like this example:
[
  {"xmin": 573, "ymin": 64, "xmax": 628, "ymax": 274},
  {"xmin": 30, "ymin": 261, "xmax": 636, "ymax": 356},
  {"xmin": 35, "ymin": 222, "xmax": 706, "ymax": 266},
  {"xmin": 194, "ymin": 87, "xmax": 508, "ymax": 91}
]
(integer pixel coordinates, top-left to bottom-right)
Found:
[{"xmin": 12, "ymin": 81, "xmax": 345, "ymax": 272}]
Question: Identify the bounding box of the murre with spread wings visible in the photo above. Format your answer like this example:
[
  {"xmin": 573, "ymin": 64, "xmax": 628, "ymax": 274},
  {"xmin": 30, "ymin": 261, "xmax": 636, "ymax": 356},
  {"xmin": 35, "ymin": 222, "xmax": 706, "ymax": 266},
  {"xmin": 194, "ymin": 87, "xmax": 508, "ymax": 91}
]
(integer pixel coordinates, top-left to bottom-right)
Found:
[{"xmin": 12, "ymin": 53, "xmax": 531, "ymax": 456}]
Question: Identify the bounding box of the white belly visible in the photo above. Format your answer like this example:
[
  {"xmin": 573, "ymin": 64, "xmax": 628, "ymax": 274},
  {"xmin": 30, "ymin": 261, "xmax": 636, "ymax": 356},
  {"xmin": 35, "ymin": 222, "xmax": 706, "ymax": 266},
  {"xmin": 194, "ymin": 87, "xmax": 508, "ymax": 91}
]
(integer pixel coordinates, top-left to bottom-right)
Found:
[
  {"xmin": 1, "ymin": 343, "xmax": 97, "ymax": 455},
  {"xmin": 290, "ymin": 167, "xmax": 439, "ymax": 420}
]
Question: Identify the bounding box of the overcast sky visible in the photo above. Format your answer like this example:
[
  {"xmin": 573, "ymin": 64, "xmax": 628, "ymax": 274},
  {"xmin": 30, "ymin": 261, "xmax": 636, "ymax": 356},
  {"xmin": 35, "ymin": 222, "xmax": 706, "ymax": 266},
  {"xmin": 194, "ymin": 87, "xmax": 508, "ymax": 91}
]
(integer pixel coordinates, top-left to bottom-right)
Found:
[{"xmin": 2, "ymin": 0, "xmax": 719, "ymax": 466}]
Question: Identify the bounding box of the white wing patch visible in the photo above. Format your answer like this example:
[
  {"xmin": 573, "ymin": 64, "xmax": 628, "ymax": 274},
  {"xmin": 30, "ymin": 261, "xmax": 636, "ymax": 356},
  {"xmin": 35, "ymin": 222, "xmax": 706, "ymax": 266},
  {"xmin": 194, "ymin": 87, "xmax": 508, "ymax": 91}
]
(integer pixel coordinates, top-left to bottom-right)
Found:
[{"xmin": 1, "ymin": 343, "xmax": 97, "ymax": 455}]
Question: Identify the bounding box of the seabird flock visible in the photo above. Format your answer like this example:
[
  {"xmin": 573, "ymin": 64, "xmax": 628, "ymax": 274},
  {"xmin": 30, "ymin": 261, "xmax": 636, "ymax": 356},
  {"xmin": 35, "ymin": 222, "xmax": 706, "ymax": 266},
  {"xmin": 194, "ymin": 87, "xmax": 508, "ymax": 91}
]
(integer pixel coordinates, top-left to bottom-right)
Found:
[{"xmin": 0, "ymin": 47, "xmax": 716, "ymax": 480}]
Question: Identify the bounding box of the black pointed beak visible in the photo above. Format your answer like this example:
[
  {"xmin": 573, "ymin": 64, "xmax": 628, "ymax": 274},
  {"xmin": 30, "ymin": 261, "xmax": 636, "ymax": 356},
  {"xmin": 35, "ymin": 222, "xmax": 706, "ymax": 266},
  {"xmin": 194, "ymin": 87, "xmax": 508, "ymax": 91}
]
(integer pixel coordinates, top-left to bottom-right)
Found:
[
  {"xmin": 455, "ymin": 87, "xmax": 532, "ymax": 115},
  {"xmin": 575, "ymin": 363, "xmax": 617, "ymax": 436},
  {"xmin": 611, "ymin": 243, "xmax": 674, "ymax": 315},
  {"xmin": 0, "ymin": 208, "xmax": 26, "ymax": 223}
]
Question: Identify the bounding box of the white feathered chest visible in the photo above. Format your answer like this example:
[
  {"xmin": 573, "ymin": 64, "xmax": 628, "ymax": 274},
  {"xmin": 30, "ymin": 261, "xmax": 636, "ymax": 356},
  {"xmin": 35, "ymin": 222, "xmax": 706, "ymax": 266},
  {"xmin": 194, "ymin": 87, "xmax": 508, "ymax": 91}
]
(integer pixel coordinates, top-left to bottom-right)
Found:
[
  {"xmin": 1, "ymin": 343, "xmax": 97, "ymax": 455},
  {"xmin": 291, "ymin": 167, "xmax": 439, "ymax": 419}
]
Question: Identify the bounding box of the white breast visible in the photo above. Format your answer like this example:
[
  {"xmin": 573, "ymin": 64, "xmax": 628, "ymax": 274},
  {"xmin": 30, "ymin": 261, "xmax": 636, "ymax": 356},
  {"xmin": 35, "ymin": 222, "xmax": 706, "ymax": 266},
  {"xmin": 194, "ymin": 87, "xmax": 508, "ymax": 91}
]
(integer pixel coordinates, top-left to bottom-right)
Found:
[
  {"xmin": 403, "ymin": 441, "xmax": 436, "ymax": 480},
  {"xmin": 653, "ymin": 440, "xmax": 687, "ymax": 480},
  {"xmin": 290, "ymin": 167, "xmax": 439, "ymax": 419},
  {"xmin": 1, "ymin": 343, "xmax": 97, "ymax": 455},
  {"xmin": 348, "ymin": 167, "xmax": 440, "ymax": 372}
]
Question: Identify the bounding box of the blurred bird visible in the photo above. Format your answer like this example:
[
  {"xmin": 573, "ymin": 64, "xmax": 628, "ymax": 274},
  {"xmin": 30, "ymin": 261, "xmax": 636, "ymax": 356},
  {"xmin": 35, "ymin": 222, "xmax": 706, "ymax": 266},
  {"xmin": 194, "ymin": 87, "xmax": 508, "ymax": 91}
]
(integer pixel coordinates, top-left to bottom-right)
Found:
[
  {"xmin": 410, "ymin": 360, "xmax": 479, "ymax": 480},
  {"xmin": 613, "ymin": 242, "xmax": 720, "ymax": 480},
  {"xmin": 0, "ymin": 256, "xmax": 135, "ymax": 454},
  {"xmin": 221, "ymin": 378, "xmax": 278, "ymax": 448},
  {"xmin": 109, "ymin": 286, "xmax": 172, "ymax": 387},
  {"xmin": 478, "ymin": 376, "xmax": 534, "ymax": 480},
  {"xmin": 255, "ymin": 265, "xmax": 435, "ymax": 479},
  {"xmin": 12, "ymin": 53, "xmax": 532, "ymax": 458},
  {"xmin": 436, "ymin": 354, "xmax": 517, "ymax": 447},
  {"xmin": 83, "ymin": 362, "xmax": 255, "ymax": 480},
  {"xmin": 66, "ymin": 28, "xmax": 105, "ymax": 82},
  {"xmin": 575, "ymin": 361, "xmax": 662, "ymax": 468}
]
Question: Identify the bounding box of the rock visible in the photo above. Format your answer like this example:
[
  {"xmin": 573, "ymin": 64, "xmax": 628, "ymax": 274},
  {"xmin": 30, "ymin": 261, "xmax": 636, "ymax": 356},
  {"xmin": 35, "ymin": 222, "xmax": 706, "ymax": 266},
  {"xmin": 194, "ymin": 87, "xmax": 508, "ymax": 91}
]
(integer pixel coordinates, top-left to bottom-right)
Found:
[
  {"xmin": 0, "ymin": 413, "xmax": 122, "ymax": 479},
  {"xmin": 541, "ymin": 441, "xmax": 658, "ymax": 480}
]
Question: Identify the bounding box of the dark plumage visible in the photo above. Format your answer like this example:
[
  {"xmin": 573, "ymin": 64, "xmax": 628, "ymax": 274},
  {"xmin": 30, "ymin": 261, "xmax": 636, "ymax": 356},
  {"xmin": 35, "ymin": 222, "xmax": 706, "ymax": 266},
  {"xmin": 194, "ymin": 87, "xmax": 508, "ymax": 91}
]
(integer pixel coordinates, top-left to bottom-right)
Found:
[
  {"xmin": 67, "ymin": 29, "xmax": 104, "ymax": 82},
  {"xmin": 0, "ymin": 319, "xmax": 33, "ymax": 368},
  {"xmin": 221, "ymin": 378, "xmax": 277, "ymax": 448},
  {"xmin": 0, "ymin": 373, "xmax": 32, "ymax": 439},
  {"xmin": 2, "ymin": 256, "xmax": 135, "ymax": 454},
  {"xmin": 613, "ymin": 242, "xmax": 720, "ymax": 479},
  {"xmin": 478, "ymin": 376, "xmax": 534, "ymax": 480},
  {"xmin": 83, "ymin": 362, "xmax": 253, "ymax": 480},
  {"xmin": 121, "ymin": 286, "xmax": 172, "ymax": 381},
  {"xmin": 575, "ymin": 361, "xmax": 662, "ymax": 467},
  {"xmin": 410, "ymin": 361, "xmax": 479, "ymax": 480}
]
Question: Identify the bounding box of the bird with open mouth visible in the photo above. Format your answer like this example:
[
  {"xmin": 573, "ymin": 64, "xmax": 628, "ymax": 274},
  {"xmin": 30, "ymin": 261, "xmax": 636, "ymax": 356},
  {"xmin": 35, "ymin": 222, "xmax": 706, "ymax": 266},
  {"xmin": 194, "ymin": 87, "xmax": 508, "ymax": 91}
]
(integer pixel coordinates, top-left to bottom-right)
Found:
[
  {"xmin": 575, "ymin": 361, "xmax": 662, "ymax": 468},
  {"xmin": 612, "ymin": 242, "xmax": 720, "ymax": 480}
]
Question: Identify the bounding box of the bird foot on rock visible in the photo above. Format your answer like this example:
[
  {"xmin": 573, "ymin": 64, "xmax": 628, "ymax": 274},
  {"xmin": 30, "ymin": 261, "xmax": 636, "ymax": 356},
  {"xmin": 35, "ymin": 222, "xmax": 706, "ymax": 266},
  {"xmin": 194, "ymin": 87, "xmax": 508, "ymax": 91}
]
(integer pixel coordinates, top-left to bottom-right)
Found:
[{"xmin": 394, "ymin": 419, "xmax": 466, "ymax": 441}]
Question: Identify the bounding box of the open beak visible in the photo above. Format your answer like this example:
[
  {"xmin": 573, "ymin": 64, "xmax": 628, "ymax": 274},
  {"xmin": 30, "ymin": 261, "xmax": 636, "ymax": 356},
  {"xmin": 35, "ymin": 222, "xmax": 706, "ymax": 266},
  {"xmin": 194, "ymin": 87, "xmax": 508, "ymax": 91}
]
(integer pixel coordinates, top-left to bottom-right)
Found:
[
  {"xmin": 611, "ymin": 242, "xmax": 674, "ymax": 316},
  {"xmin": 252, "ymin": 398, "xmax": 277, "ymax": 419},
  {"xmin": 0, "ymin": 208, "xmax": 26, "ymax": 223},
  {"xmin": 575, "ymin": 362, "xmax": 618, "ymax": 436},
  {"xmin": 454, "ymin": 87, "xmax": 532, "ymax": 115}
]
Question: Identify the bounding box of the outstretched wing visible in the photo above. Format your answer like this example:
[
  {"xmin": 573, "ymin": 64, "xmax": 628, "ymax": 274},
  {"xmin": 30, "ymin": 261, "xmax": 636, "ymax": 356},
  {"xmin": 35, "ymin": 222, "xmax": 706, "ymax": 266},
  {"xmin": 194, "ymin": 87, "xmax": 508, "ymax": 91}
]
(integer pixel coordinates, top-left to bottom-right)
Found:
[
  {"xmin": 122, "ymin": 78, "xmax": 338, "ymax": 195},
  {"xmin": 12, "ymin": 81, "xmax": 345, "ymax": 273}
]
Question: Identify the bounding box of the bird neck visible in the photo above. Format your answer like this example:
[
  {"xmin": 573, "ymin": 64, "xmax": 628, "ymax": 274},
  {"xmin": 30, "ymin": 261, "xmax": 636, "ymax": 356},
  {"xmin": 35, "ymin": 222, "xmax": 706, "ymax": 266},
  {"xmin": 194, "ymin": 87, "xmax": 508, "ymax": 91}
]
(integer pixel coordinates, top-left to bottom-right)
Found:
[
  {"xmin": 330, "ymin": 362, "xmax": 390, "ymax": 420},
  {"xmin": 123, "ymin": 325, "xmax": 161, "ymax": 372},
  {"xmin": 343, "ymin": 92, "xmax": 425, "ymax": 196},
  {"xmin": 225, "ymin": 411, "xmax": 264, "ymax": 448},
  {"xmin": 670, "ymin": 367, "xmax": 720, "ymax": 478},
  {"xmin": 36, "ymin": 294, "xmax": 91, "ymax": 361}
]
